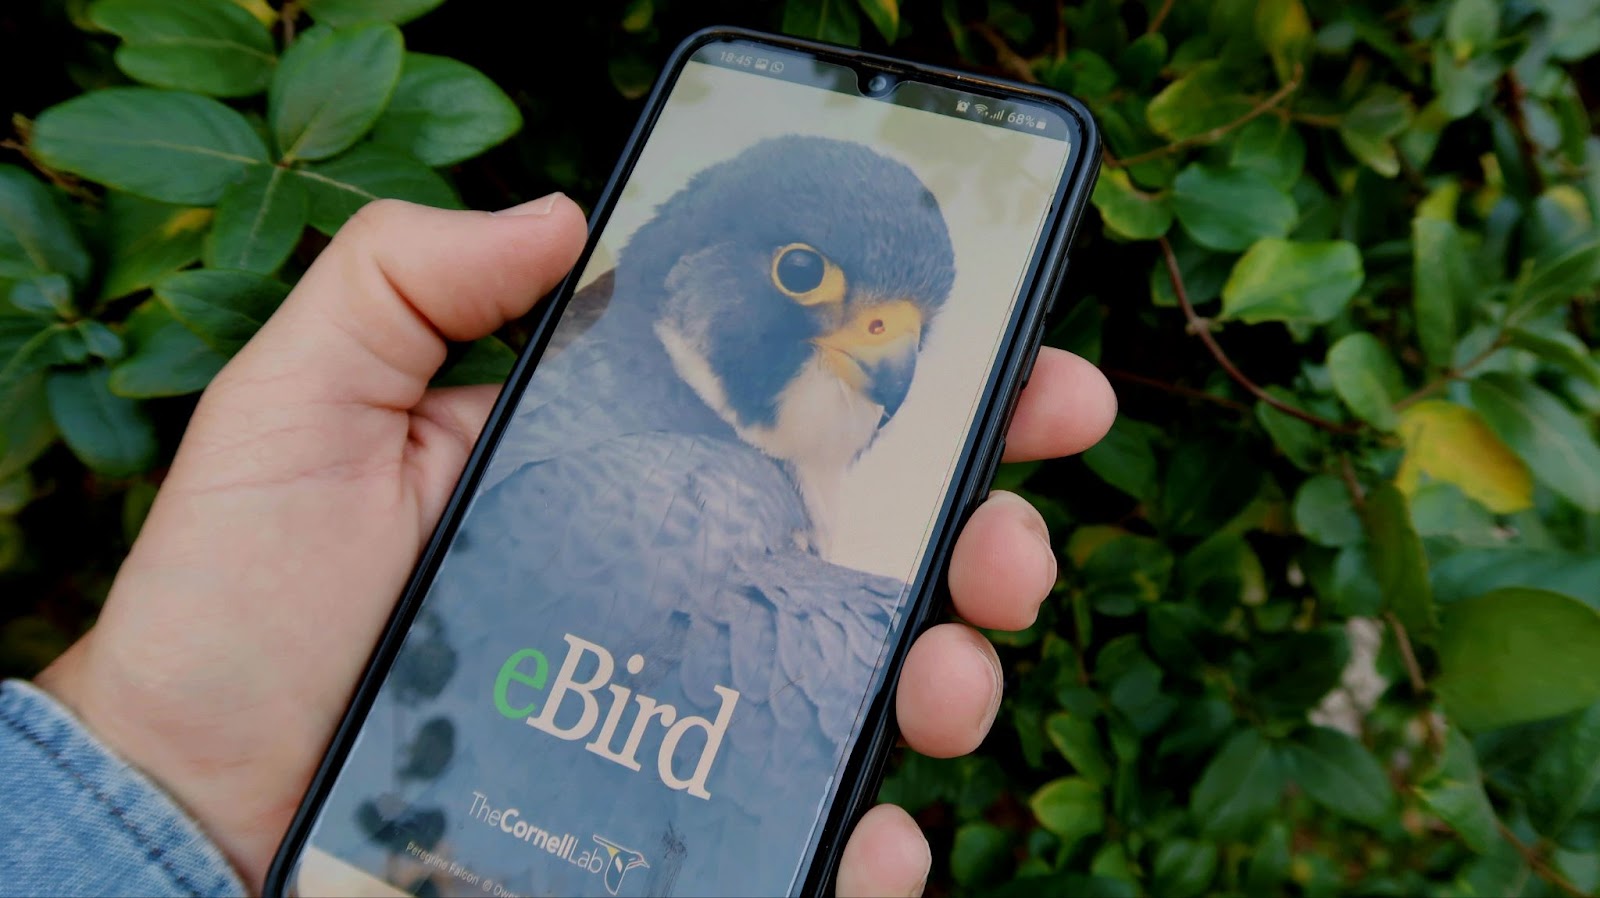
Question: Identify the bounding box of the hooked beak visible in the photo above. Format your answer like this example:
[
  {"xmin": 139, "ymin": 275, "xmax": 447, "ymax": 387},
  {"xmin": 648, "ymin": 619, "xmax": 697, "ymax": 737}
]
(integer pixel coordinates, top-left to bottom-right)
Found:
[{"xmin": 813, "ymin": 299, "xmax": 922, "ymax": 423}]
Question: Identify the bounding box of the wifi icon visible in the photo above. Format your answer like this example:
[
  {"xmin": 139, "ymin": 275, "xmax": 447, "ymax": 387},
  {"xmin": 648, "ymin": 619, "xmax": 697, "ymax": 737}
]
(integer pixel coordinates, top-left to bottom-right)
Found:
[{"xmin": 972, "ymin": 104, "xmax": 988, "ymax": 116}]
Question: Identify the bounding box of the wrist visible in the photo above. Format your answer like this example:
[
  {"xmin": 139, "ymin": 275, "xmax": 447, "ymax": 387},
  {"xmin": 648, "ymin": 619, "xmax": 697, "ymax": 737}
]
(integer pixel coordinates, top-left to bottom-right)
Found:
[{"xmin": 35, "ymin": 635, "xmax": 280, "ymax": 892}]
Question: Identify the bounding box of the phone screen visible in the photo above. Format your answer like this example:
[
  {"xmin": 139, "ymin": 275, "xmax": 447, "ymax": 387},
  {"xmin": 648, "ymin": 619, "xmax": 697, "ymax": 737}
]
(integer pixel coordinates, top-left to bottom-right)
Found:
[{"xmin": 287, "ymin": 37, "xmax": 1075, "ymax": 898}]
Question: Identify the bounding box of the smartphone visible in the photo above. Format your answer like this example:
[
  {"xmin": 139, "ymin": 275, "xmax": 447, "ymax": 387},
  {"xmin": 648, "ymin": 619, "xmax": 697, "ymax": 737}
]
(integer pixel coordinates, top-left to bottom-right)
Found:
[{"xmin": 266, "ymin": 26, "xmax": 1099, "ymax": 898}]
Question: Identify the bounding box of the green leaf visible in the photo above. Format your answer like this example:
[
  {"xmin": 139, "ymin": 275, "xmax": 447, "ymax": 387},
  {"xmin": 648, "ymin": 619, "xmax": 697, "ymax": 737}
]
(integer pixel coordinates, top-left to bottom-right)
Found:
[
  {"xmin": 1339, "ymin": 86, "xmax": 1415, "ymax": 177},
  {"xmin": 10, "ymin": 274, "xmax": 76, "ymax": 320},
  {"xmin": 109, "ymin": 300, "xmax": 228, "ymax": 398},
  {"xmin": 1256, "ymin": 388, "xmax": 1325, "ymax": 471},
  {"xmin": 1436, "ymin": 588, "xmax": 1600, "ymax": 731},
  {"xmin": 97, "ymin": 193, "xmax": 210, "ymax": 301},
  {"xmin": 1293, "ymin": 474, "xmax": 1363, "ymax": 547},
  {"xmin": 270, "ymin": 23, "xmax": 403, "ymax": 162},
  {"xmin": 433, "ymin": 337, "xmax": 516, "ymax": 387},
  {"xmin": 1152, "ymin": 838, "xmax": 1218, "ymax": 898},
  {"xmin": 1284, "ymin": 726, "xmax": 1396, "ymax": 827},
  {"xmin": 1172, "ymin": 164, "xmax": 1298, "ymax": 252},
  {"xmin": 1413, "ymin": 217, "xmax": 1476, "ymax": 367},
  {"xmin": 0, "ymin": 372, "xmax": 55, "ymax": 482},
  {"xmin": 0, "ymin": 165, "xmax": 91, "ymax": 285},
  {"xmin": 1080, "ymin": 416, "xmax": 1159, "ymax": 501},
  {"xmin": 370, "ymin": 53, "xmax": 522, "ymax": 167},
  {"xmin": 1071, "ymin": 527, "xmax": 1173, "ymax": 616},
  {"xmin": 1229, "ymin": 118, "xmax": 1306, "ymax": 191},
  {"xmin": 75, "ymin": 321, "xmax": 125, "ymax": 361},
  {"xmin": 1525, "ymin": 702, "xmax": 1600, "ymax": 843},
  {"xmin": 620, "ymin": 0, "xmax": 652, "ymax": 33},
  {"xmin": 1244, "ymin": 822, "xmax": 1292, "ymax": 893},
  {"xmin": 1508, "ymin": 239, "xmax": 1600, "ymax": 325},
  {"xmin": 607, "ymin": 52, "xmax": 657, "ymax": 102},
  {"xmin": 295, "ymin": 144, "xmax": 460, "ymax": 235},
  {"xmin": 31, "ymin": 88, "xmax": 269, "ymax": 205},
  {"xmin": 1432, "ymin": 549, "xmax": 1600, "ymax": 609},
  {"xmin": 1254, "ymin": 0, "xmax": 1312, "ymax": 84},
  {"xmin": 1146, "ymin": 61, "xmax": 1255, "ymax": 141},
  {"xmin": 0, "ymin": 317, "xmax": 69, "ymax": 392},
  {"xmin": 203, "ymin": 164, "xmax": 308, "ymax": 274},
  {"xmin": 1249, "ymin": 627, "xmax": 1351, "ymax": 715},
  {"xmin": 1221, "ymin": 239, "xmax": 1365, "ymax": 324},
  {"xmin": 1327, "ymin": 332, "xmax": 1405, "ymax": 431},
  {"xmin": 45, "ymin": 365, "xmax": 157, "ymax": 477},
  {"xmin": 0, "ymin": 470, "xmax": 30, "ymax": 516},
  {"xmin": 1046, "ymin": 712, "xmax": 1112, "ymax": 787},
  {"xmin": 1362, "ymin": 483, "xmax": 1438, "ymax": 637},
  {"xmin": 949, "ymin": 821, "xmax": 1010, "ymax": 887},
  {"xmin": 1418, "ymin": 726, "xmax": 1498, "ymax": 853},
  {"xmin": 1507, "ymin": 326, "xmax": 1600, "ymax": 388},
  {"xmin": 301, "ymin": 0, "xmax": 443, "ymax": 25},
  {"xmin": 89, "ymin": 0, "xmax": 276, "ymax": 97},
  {"xmin": 1090, "ymin": 169, "xmax": 1172, "ymax": 241},
  {"xmin": 1157, "ymin": 439, "xmax": 1260, "ymax": 537},
  {"xmin": 1446, "ymin": 0, "xmax": 1500, "ymax": 60},
  {"xmin": 1432, "ymin": 42, "xmax": 1502, "ymax": 119},
  {"xmin": 1470, "ymin": 374, "xmax": 1600, "ymax": 513},
  {"xmin": 781, "ymin": 0, "xmax": 863, "ymax": 46},
  {"xmin": 1028, "ymin": 777, "xmax": 1105, "ymax": 849},
  {"xmin": 154, "ymin": 268, "xmax": 289, "ymax": 355},
  {"xmin": 856, "ymin": 0, "xmax": 899, "ymax": 42},
  {"xmin": 1191, "ymin": 729, "xmax": 1286, "ymax": 840}
]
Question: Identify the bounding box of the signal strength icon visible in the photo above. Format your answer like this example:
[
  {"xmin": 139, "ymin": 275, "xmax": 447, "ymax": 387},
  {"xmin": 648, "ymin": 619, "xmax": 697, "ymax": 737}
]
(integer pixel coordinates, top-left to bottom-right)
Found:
[{"xmin": 972, "ymin": 103, "xmax": 988, "ymax": 116}]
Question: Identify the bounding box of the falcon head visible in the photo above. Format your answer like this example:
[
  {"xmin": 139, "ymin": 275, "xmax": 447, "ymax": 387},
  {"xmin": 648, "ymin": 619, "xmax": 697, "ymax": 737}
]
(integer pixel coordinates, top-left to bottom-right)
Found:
[{"xmin": 619, "ymin": 137, "xmax": 955, "ymax": 483}]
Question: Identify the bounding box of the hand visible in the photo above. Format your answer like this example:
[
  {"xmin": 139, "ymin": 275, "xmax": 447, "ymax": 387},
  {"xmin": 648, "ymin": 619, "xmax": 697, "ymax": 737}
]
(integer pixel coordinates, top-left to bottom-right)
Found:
[{"xmin": 35, "ymin": 196, "xmax": 1117, "ymax": 896}]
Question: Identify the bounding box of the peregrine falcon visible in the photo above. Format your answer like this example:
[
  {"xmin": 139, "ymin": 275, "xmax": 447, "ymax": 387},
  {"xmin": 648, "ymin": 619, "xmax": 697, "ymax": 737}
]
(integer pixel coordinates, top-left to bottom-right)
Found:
[{"xmin": 321, "ymin": 136, "xmax": 958, "ymax": 897}]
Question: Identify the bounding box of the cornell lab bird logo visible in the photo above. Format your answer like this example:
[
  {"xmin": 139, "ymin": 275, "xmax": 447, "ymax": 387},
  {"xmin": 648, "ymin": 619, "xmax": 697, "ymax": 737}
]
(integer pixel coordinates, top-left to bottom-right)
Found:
[
  {"xmin": 592, "ymin": 835, "xmax": 649, "ymax": 896},
  {"xmin": 350, "ymin": 136, "xmax": 959, "ymax": 897}
]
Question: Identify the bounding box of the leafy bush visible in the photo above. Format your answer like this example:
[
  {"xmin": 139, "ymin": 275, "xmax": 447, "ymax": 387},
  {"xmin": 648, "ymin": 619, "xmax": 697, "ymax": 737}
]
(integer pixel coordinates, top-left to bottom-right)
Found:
[{"xmin": 4, "ymin": 0, "xmax": 1600, "ymax": 895}]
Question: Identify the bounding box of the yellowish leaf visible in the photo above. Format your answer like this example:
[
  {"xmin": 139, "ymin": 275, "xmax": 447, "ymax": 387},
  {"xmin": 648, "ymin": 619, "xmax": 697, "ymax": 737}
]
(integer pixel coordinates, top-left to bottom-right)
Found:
[
  {"xmin": 163, "ymin": 207, "xmax": 214, "ymax": 238},
  {"xmin": 1396, "ymin": 400, "xmax": 1533, "ymax": 514},
  {"xmin": 229, "ymin": 0, "xmax": 278, "ymax": 27},
  {"xmin": 1066, "ymin": 524, "xmax": 1126, "ymax": 567}
]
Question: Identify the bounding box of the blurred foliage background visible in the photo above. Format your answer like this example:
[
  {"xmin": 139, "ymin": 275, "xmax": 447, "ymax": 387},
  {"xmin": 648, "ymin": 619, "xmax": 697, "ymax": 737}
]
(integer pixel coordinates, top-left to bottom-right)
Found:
[{"xmin": 4, "ymin": 0, "xmax": 1600, "ymax": 895}]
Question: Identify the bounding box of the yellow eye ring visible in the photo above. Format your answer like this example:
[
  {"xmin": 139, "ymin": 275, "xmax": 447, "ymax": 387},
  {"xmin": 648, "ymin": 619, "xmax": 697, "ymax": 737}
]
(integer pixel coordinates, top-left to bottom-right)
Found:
[{"xmin": 771, "ymin": 243, "xmax": 847, "ymax": 306}]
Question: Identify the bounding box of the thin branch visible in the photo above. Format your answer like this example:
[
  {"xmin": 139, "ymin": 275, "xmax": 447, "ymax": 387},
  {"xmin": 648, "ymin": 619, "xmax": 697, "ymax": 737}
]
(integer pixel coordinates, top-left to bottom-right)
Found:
[
  {"xmin": 1500, "ymin": 71, "xmax": 1547, "ymax": 195},
  {"xmin": 972, "ymin": 22, "xmax": 1038, "ymax": 84},
  {"xmin": 1109, "ymin": 66, "xmax": 1305, "ymax": 169},
  {"xmin": 1497, "ymin": 821, "xmax": 1587, "ymax": 898},
  {"xmin": 1392, "ymin": 335, "xmax": 1509, "ymax": 411},
  {"xmin": 1160, "ymin": 237, "xmax": 1361, "ymax": 434},
  {"xmin": 1104, "ymin": 368, "xmax": 1252, "ymax": 414},
  {"xmin": 1146, "ymin": 0, "xmax": 1176, "ymax": 35},
  {"xmin": 1384, "ymin": 613, "xmax": 1427, "ymax": 697},
  {"xmin": 1339, "ymin": 453, "xmax": 1367, "ymax": 506}
]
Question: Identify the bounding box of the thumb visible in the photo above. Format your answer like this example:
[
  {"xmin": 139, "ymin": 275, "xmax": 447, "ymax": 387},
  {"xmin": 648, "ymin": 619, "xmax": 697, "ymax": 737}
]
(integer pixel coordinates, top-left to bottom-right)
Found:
[{"xmin": 218, "ymin": 194, "xmax": 588, "ymax": 412}]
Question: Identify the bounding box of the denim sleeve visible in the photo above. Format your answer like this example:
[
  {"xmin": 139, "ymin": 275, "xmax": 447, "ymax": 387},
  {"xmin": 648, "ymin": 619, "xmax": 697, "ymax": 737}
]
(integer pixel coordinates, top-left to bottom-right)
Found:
[{"xmin": 0, "ymin": 679, "xmax": 246, "ymax": 897}]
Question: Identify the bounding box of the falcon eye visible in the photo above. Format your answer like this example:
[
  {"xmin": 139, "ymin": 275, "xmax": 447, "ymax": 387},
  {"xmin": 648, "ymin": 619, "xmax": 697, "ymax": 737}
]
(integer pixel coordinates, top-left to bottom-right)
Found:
[
  {"xmin": 868, "ymin": 319, "xmax": 885, "ymax": 335},
  {"xmin": 770, "ymin": 242, "xmax": 847, "ymax": 306},
  {"xmin": 776, "ymin": 247, "xmax": 825, "ymax": 293}
]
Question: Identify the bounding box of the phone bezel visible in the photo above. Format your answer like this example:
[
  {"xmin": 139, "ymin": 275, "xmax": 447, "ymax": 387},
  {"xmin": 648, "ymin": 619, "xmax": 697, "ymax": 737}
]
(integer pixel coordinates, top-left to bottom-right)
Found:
[{"xmin": 264, "ymin": 24, "xmax": 1101, "ymax": 898}]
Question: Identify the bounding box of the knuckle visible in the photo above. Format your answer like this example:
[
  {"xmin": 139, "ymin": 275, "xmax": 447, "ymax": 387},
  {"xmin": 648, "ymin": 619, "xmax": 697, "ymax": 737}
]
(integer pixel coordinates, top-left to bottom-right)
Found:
[{"xmin": 338, "ymin": 198, "xmax": 412, "ymax": 246}]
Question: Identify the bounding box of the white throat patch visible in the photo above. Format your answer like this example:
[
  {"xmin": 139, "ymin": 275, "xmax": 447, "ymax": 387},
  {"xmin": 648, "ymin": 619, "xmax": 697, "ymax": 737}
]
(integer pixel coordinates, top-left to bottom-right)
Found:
[{"xmin": 655, "ymin": 321, "xmax": 882, "ymax": 557}]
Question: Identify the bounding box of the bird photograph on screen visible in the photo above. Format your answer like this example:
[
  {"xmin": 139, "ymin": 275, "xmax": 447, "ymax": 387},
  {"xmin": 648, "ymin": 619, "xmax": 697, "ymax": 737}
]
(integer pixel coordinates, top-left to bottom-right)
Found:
[{"xmin": 329, "ymin": 134, "xmax": 959, "ymax": 897}]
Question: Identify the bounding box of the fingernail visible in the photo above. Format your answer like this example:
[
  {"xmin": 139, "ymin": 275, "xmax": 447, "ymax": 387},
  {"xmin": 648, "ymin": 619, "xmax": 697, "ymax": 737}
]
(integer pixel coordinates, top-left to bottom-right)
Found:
[
  {"xmin": 970, "ymin": 633, "xmax": 1003, "ymax": 741},
  {"xmin": 495, "ymin": 192, "xmax": 564, "ymax": 216}
]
